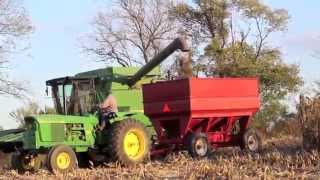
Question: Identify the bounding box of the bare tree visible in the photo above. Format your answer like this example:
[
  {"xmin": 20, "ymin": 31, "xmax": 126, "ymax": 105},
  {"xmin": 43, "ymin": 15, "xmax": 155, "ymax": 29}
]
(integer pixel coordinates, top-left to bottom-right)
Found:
[
  {"xmin": 9, "ymin": 101, "xmax": 56, "ymax": 128},
  {"xmin": 83, "ymin": 0, "xmax": 178, "ymax": 66},
  {"xmin": 0, "ymin": 0, "xmax": 33, "ymax": 97},
  {"xmin": 9, "ymin": 101, "xmax": 41, "ymax": 127}
]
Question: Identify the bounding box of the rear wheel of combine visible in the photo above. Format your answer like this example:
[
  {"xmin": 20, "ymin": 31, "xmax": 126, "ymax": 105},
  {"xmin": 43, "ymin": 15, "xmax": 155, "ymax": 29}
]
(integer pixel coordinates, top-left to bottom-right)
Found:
[
  {"xmin": 108, "ymin": 119, "xmax": 150, "ymax": 165},
  {"xmin": 11, "ymin": 153, "xmax": 41, "ymax": 173},
  {"xmin": 187, "ymin": 133, "xmax": 209, "ymax": 158},
  {"xmin": 47, "ymin": 145, "xmax": 78, "ymax": 173},
  {"xmin": 241, "ymin": 129, "xmax": 262, "ymax": 153}
]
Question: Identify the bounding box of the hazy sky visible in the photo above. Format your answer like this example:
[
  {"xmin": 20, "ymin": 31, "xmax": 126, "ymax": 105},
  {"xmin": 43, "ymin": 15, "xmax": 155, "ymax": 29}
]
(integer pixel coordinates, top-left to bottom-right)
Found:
[{"xmin": 0, "ymin": 0, "xmax": 319, "ymax": 129}]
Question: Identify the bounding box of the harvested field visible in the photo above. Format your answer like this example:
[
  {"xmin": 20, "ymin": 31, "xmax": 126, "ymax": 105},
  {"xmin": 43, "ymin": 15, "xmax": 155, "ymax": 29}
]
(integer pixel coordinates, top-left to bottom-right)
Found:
[{"xmin": 0, "ymin": 136, "xmax": 319, "ymax": 179}]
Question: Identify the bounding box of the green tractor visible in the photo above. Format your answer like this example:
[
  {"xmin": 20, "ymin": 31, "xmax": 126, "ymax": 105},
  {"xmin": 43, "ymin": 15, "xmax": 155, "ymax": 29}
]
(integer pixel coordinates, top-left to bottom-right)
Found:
[{"xmin": 0, "ymin": 37, "xmax": 189, "ymax": 173}]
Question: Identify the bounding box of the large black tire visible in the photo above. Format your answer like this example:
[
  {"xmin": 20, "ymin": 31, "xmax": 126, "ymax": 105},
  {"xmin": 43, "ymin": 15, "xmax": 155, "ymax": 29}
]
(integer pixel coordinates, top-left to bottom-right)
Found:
[
  {"xmin": 241, "ymin": 129, "xmax": 262, "ymax": 153},
  {"xmin": 108, "ymin": 119, "xmax": 150, "ymax": 165},
  {"xmin": 47, "ymin": 145, "xmax": 78, "ymax": 173},
  {"xmin": 187, "ymin": 133, "xmax": 209, "ymax": 158},
  {"xmin": 11, "ymin": 153, "xmax": 41, "ymax": 173}
]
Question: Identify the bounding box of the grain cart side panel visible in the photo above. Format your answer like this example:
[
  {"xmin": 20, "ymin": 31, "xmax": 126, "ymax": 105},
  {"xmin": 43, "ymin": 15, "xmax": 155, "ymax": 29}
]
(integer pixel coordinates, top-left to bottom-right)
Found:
[
  {"xmin": 142, "ymin": 78, "xmax": 260, "ymax": 148},
  {"xmin": 189, "ymin": 78, "xmax": 260, "ymax": 117}
]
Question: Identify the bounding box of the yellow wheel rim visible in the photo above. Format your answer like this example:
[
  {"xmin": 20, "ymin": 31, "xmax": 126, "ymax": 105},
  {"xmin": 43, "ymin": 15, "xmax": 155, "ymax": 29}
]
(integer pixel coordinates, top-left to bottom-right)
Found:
[
  {"xmin": 123, "ymin": 129, "xmax": 145, "ymax": 160},
  {"xmin": 56, "ymin": 152, "xmax": 71, "ymax": 169}
]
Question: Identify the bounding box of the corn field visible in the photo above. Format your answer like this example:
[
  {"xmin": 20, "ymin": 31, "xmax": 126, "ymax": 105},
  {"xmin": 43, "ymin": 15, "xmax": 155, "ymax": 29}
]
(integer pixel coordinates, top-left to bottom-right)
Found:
[
  {"xmin": 298, "ymin": 95, "xmax": 320, "ymax": 150},
  {"xmin": 0, "ymin": 137, "xmax": 319, "ymax": 179},
  {"xmin": 0, "ymin": 95, "xmax": 320, "ymax": 179}
]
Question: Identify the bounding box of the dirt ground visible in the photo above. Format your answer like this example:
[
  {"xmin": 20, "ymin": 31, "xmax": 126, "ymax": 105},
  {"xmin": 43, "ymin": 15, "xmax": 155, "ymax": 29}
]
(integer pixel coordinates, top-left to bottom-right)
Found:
[{"xmin": 0, "ymin": 136, "xmax": 319, "ymax": 179}]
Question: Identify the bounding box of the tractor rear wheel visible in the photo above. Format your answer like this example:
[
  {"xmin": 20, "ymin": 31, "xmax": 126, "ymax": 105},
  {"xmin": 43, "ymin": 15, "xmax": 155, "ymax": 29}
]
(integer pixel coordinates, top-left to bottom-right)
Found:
[
  {"xmin": 187, "ymin": 133, "xmax": 209, "ymax": 158},
  {"xmin": 108, "ymin": 119, "xmax": 150, "ymax": 165},
  {"xmin": 47, "ymin": 145, "xmax": 78, "ymax": 173},
  {"xmin": 241, "ymin": 129, "xmax": 262, "ymax": 153}
]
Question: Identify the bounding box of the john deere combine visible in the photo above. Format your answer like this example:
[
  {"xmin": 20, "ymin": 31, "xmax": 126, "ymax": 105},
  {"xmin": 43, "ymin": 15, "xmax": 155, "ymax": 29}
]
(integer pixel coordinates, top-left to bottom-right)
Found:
[{"xmin": 0, "ymin": 37, "xmax": 189, "ymax": 173}]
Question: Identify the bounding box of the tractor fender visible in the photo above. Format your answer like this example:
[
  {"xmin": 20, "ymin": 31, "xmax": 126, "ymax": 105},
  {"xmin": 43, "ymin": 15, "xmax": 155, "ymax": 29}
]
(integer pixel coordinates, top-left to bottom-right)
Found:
[{"xmin": 113, "ymin": 112, "xmax": 152, "ymax": 127}]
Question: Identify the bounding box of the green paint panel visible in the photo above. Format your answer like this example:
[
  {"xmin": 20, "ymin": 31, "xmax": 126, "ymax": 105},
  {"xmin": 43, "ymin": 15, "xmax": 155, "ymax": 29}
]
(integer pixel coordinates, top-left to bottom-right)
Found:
[
  {"xmin": 76, "ymin": 67, "xmax": 160, "ymax": 78},
  {"xmin": 113, "ymin": 89, "xmax": 143, "ymax": 111},
  {"xmin": 30, "ymin": 115, "xmax": 98, "ymax": 152},
  {"xmin": 51, "ymin": 123, "xmax": 65, "ymax": 141}
]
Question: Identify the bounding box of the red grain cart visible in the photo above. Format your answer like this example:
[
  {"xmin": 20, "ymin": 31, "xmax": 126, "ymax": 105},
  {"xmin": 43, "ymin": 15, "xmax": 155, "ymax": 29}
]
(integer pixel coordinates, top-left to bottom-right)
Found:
[{"xmin": 143, "ymin": 78, "xmax": 261, "ymax": 157}]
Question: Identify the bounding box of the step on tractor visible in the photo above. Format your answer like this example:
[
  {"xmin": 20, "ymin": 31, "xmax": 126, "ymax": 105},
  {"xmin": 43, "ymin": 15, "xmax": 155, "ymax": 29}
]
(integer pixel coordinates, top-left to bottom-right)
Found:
[{"xmin": 0, "ymin": 37, "xmax": 262, "ymax": 174}]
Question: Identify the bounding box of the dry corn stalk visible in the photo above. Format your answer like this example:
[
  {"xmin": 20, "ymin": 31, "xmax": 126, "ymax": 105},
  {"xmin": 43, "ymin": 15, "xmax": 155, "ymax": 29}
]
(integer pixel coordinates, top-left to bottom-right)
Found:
[{"xmin": 298, "ymin": 95, "xmax": 320, "ymax": 150}]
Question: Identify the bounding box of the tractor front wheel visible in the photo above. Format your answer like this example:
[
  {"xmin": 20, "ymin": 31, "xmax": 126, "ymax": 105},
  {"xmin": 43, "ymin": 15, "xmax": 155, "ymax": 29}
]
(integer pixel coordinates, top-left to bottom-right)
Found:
[
  {"xmin": 47, "ymin": 145, "xmax": 78, "ymax": 173},
  {"xmin": 241, "ymin": 129, "xmax": 262, "ymax": 153},
  {"xmin": 187, "ymin": 133, "xmax": 209, "ymax": 158},
  {"xmin": 108, "ymin": 119, "xmax": 150, "ymax": 165}
]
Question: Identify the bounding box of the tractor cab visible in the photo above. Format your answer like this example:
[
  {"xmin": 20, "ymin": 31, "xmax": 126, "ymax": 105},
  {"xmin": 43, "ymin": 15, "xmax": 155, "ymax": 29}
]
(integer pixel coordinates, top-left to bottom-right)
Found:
[
  {"xmin": 46, "ymin": 67, "xmax": 161, "ymax": 116},
  {"xmin": 46, "ymin": 76, "xmax": 98, "ymax": 115}
]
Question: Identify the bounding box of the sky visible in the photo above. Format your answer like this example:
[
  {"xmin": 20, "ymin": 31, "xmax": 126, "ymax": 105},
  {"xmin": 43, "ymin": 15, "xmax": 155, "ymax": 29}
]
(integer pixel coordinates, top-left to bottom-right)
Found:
[
  {"xmin": 263, "ymin": 0, "xmax": 320, "ymax": 80},
  {"xmin": 0, "ymin": 0, "xmax": 320, "ymax": 129}
]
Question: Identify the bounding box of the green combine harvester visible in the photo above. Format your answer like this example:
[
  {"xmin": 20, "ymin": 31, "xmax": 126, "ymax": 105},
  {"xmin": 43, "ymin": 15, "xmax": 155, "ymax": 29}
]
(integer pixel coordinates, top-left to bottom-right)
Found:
[{"xmin": 0, "ymin": 37, "xmax": 189, "ymax": 173}]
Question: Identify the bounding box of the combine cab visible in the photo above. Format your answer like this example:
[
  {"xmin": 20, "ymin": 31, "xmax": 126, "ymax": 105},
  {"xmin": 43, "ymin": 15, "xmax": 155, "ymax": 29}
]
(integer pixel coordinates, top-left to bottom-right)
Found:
[{"xmin": 46, "ymin": 67, "xmax": 160, "ymax": 117}]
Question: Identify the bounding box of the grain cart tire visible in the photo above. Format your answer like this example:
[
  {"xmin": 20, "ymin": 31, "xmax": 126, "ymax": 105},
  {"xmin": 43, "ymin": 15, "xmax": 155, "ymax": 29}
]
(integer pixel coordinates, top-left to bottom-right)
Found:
[
  {"xmin": 187, "ymin": 133, "xmax": 209, "ymax": 158},
  {"xmin": 11, "ymin": 153, "xmax": 41, "ymax": 173},
  {"xmin": 241, "ymin": 129, "xmax": 262, "ymax": 153},
  {"xmin": 108, "ymin": 119, "xmax": 150, "ymax": 165},
  {"xmin": 47, "ymin": 145, "xmax": 78, "ymax": 173}
]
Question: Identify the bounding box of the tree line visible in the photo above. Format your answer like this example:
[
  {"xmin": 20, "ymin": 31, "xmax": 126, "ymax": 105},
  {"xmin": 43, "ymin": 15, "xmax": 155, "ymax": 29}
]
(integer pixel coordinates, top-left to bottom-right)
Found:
[{"xmin": 2, "ymin": 0, "xmax": 303, "ymax": 128}]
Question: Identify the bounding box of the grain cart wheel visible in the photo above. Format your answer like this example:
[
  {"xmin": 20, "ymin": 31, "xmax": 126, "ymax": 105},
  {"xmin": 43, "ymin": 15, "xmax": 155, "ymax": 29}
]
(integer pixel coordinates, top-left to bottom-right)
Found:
[
  {"xmin": 187, "ymin": 133, "xmax": 209, "ymax": 158},
  {"xmin": 47, "ymin": 145, "xmax": 77, "ymax": 173},
  {"xmin": 242, "ymin": 129, "xmax": 262, "ymax": 153},
  {"xmin": 11, "ymin": 153, "xmax": 41, "ymax": 173},
  {"xmin": 108, "ymin": 119, "xmax": 150, "ymax": 165}
]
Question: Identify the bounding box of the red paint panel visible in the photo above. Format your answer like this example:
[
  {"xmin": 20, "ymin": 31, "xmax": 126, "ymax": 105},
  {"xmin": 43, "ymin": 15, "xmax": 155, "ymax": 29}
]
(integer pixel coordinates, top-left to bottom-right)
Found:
[
  {"xmin": 142, "ymin": 78, "xmax": 260, "ymax": 146},
  {"xmin": 143, "ymin": 78, "xmax": 260, "ymax": 118}
]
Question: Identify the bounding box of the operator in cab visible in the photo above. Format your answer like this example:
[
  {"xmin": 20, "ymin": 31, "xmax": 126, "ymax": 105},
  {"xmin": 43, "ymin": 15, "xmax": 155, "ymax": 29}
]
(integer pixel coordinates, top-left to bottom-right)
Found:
[{"xmin": 98, "ymin": 94, "xmax": 118, "ymax": 130}]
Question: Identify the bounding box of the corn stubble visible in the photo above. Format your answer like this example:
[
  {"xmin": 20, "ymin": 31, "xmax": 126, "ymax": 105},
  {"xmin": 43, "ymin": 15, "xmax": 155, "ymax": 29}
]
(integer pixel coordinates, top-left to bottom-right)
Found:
[
  {"xmin": 0, "ymin": 137, "xmax": 319, "ymax": 179},
  {"xmin": 1, "ymin": 95, "xmax": 320, "ymax": 179}
]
